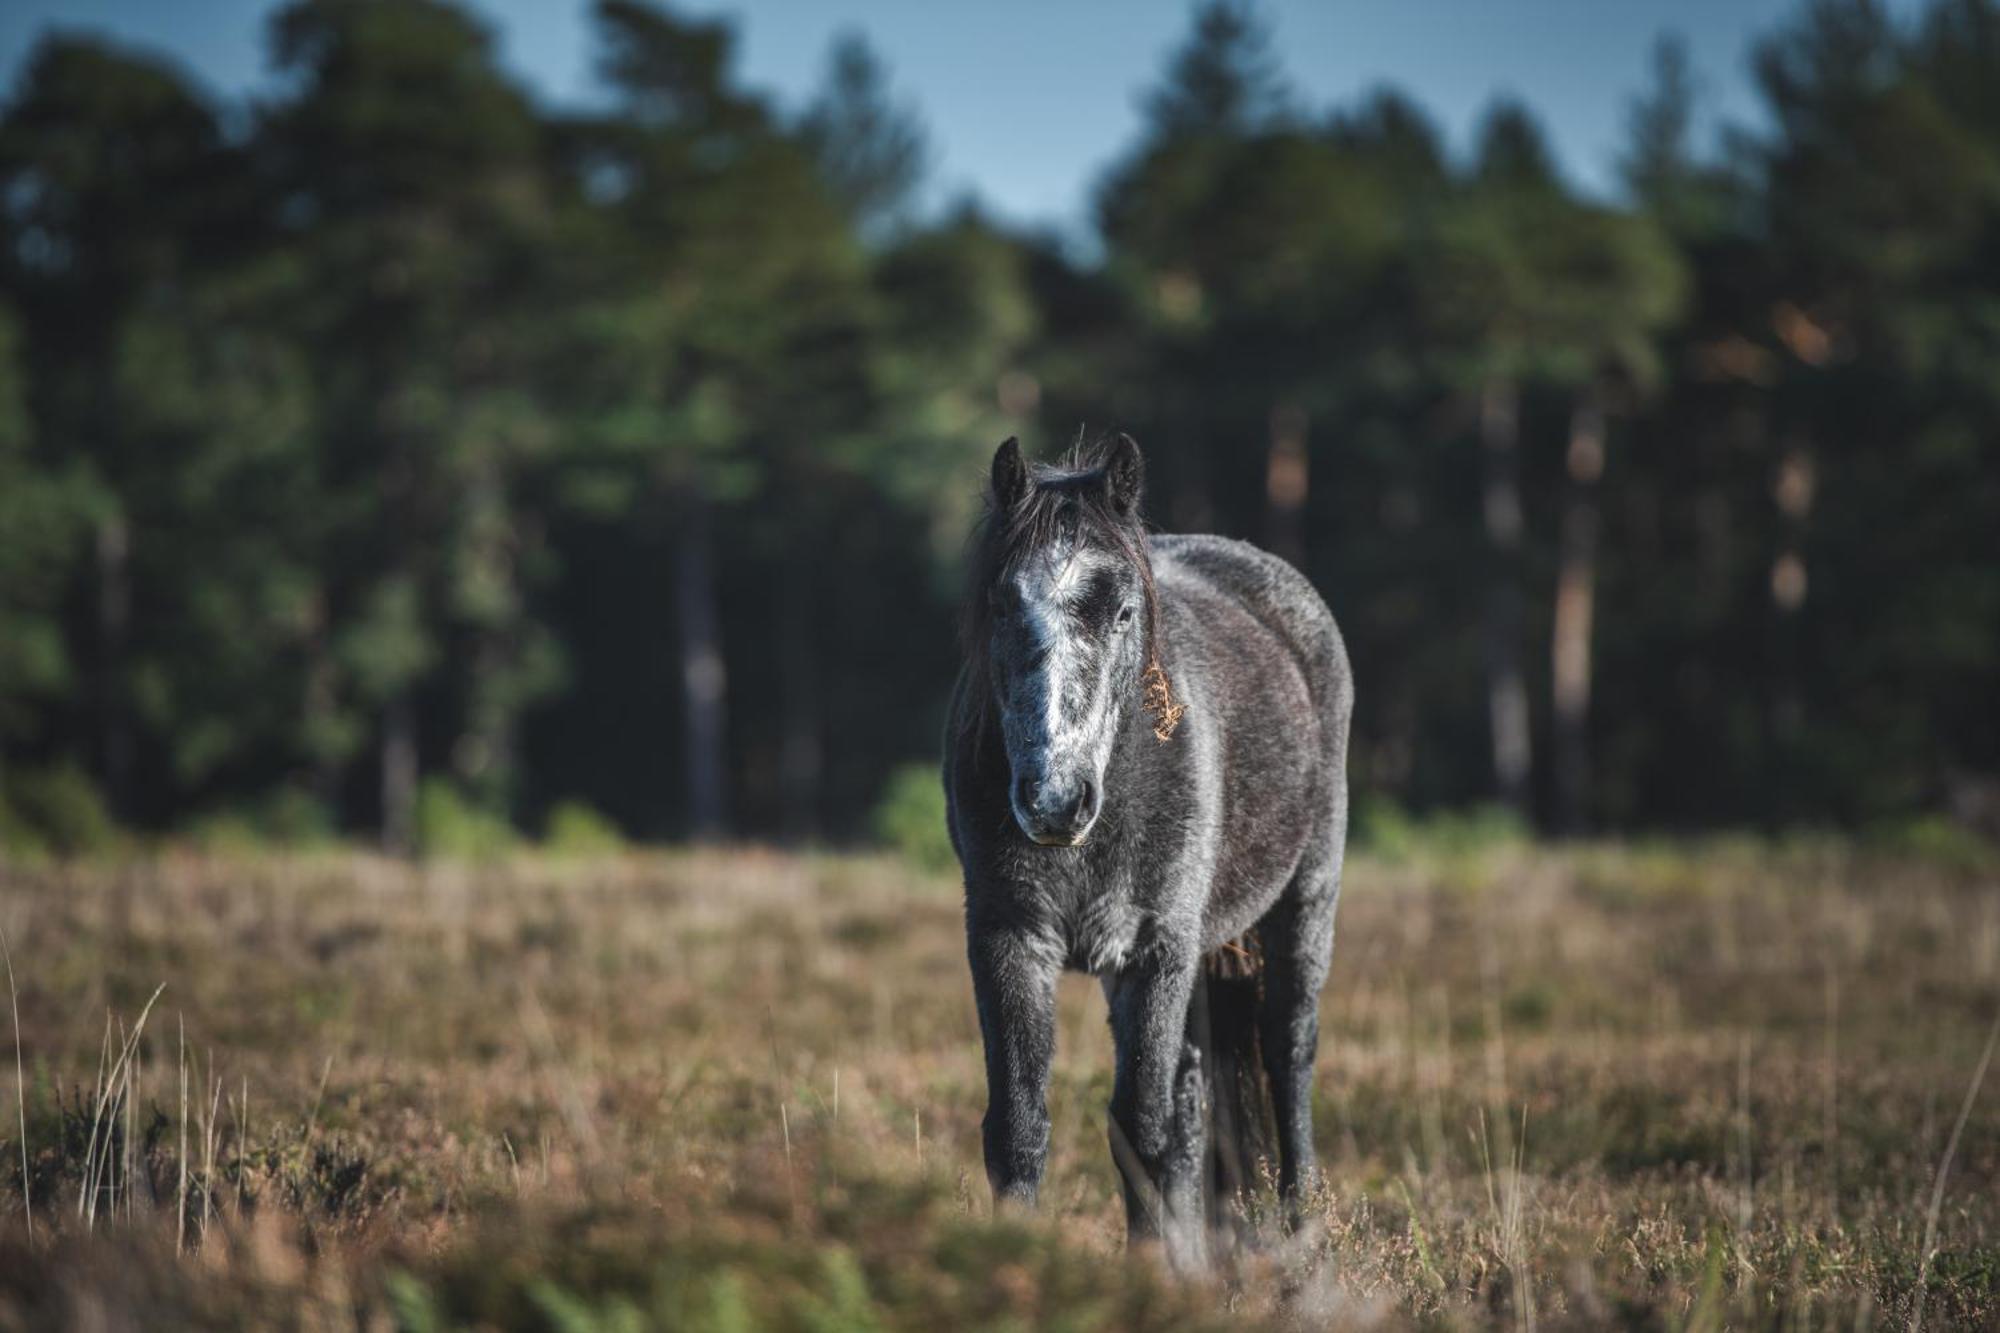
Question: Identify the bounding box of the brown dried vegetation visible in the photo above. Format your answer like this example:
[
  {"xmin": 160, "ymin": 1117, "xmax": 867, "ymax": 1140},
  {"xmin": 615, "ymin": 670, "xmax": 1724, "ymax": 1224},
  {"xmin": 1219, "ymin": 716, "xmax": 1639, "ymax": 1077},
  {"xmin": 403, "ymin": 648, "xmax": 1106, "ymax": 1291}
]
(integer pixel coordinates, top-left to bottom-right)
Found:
[{"xmin": 0, "ymin": 839, "xmax": 1995, "ymax": 1329}]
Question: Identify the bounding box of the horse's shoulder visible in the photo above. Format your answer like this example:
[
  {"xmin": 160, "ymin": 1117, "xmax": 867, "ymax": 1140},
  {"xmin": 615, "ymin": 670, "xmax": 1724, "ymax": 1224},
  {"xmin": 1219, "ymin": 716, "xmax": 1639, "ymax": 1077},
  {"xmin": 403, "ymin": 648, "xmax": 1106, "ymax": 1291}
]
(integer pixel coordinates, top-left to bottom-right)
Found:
[{"xmin": 1149, "ymin": 532, "xmax": 1351, "ymax": 713}]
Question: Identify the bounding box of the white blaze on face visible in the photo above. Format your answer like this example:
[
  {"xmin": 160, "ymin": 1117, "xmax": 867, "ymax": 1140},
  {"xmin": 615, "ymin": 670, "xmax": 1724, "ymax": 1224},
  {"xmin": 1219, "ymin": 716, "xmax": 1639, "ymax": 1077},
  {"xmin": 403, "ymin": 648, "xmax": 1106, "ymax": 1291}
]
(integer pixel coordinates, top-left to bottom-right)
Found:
[{"xmin": 1002, "ymin": 543, "xmax": 1125, "ymax": 784}]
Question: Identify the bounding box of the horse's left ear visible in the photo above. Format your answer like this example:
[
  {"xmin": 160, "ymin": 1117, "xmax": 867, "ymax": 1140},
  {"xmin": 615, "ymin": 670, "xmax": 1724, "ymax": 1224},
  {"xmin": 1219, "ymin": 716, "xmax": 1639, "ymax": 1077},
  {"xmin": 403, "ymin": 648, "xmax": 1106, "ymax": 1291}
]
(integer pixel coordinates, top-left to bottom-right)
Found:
[{"xmin": 1104, "ymin": 434, "xmax": 1143, "ymax": 518}]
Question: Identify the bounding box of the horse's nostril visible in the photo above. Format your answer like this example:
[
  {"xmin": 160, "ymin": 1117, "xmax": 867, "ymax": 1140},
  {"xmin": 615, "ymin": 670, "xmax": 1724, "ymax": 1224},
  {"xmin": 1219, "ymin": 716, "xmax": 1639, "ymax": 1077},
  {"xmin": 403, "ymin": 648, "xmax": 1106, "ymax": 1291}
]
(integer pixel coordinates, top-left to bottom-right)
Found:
[{"xmin": 1014, "ymin": 772, "xmax": 1097, "ymax": 839}]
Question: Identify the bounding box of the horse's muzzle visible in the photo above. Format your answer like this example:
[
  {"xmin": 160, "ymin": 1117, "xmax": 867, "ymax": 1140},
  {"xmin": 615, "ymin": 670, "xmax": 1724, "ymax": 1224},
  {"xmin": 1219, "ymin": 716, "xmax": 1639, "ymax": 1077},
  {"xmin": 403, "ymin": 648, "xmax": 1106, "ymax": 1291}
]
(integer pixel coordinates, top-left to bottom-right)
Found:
[{"xmin": 1011, "ymin": 772, "xmax": 1100, "ymax": 846}]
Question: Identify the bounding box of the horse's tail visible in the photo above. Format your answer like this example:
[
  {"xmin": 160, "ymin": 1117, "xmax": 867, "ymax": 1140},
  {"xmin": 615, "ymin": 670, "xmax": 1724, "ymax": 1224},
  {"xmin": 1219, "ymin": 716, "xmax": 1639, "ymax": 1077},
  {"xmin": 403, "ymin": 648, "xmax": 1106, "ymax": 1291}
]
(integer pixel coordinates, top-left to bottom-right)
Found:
[{"xmin": 1186, "ymin": 936, "xmax": 1279, "ymax": 1243}]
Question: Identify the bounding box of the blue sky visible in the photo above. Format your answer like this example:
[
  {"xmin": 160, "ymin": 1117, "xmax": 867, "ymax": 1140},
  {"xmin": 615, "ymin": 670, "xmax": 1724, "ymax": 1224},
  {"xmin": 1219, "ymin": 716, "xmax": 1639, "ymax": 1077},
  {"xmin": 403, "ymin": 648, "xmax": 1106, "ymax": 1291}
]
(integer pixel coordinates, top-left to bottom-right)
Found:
[{"xmin": 0, "ymin": 0, "xmax": 1931, "ymax": 231}]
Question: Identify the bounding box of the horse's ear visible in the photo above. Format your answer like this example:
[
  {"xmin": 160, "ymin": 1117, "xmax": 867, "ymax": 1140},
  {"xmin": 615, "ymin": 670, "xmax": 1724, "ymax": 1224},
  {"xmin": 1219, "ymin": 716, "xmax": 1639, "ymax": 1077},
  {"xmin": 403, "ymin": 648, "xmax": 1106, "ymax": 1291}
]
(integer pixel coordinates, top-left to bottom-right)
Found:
[
  {"xmin": 1103, "ymin": 434, "xmax": 1144, "ymax": 518},
  {"xmin": 991, "ymin": 437, "xmax": 1028, "ymax": 509}
]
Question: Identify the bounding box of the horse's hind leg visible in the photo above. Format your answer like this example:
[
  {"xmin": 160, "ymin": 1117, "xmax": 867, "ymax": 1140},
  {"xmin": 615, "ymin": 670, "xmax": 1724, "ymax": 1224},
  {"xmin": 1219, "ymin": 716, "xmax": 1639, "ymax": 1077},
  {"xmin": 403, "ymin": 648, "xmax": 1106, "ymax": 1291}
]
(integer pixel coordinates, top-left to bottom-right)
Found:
[{"xmin": 1255, "ymin": 814, "xmax": 1345, "ymax": 1210}]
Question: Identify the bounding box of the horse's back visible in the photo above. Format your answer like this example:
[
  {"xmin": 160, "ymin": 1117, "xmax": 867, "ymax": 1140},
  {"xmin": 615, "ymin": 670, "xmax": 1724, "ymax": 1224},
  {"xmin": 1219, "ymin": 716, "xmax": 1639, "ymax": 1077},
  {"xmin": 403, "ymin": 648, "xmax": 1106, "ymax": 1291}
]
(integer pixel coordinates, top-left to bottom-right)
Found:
[{"xmin": 1150, "ymin": 534, "xmax": 1352, "ymax": 735}]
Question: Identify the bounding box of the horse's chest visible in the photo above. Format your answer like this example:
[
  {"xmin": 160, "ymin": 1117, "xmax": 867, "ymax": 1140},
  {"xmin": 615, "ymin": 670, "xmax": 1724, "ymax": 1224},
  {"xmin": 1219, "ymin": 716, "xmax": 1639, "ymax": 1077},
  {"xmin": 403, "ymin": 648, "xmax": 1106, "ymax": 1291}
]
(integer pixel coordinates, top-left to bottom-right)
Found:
[{"xmin": 1045, "ymin": 871, "xmax": 1147, "ymax": 975}]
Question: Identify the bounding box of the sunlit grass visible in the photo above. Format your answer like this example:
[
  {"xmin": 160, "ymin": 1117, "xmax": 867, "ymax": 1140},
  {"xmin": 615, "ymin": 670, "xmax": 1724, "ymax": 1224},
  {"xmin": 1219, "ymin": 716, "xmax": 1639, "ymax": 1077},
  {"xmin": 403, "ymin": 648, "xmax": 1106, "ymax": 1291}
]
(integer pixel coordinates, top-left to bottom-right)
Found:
[{"xmin": 0, "ymin": 839, "xmax": 1995, "ymax": 1328}]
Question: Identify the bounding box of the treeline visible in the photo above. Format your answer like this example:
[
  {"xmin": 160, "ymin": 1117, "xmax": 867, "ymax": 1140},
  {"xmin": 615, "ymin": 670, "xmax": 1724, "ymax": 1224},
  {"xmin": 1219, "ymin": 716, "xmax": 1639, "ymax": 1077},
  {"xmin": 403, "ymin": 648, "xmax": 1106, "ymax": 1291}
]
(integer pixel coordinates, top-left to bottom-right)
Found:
[{"xmin": 0, "ymin": 0, "xmax": 1995, "ymax": 852}]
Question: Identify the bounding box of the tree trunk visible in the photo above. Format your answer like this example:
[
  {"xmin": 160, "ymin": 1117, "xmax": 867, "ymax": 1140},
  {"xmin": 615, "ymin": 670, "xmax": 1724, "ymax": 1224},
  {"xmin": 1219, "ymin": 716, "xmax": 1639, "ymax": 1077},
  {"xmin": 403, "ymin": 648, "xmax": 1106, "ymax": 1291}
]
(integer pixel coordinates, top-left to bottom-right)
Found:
[
  {"xmin": 1769, "ymin": 440, "xmax": 1814, "ymax": 824},
  {"xmin": 95, "ymin": 512, "xmax": 131, "ymax": 819},
  {"xmin": 1264, "ymin": 403, "xmax": 1309, "ymax": 570},
  {"xmin": 1479, "ymin": 378, "xmax": 1533, "ymax": 817},
  {"xmin": 1552, "ymin": 392, "xmax": 1605, "ymax": 835},
  {"xmin": 778, "ymin": 541, "xmax": 822, "ymax": 844},
  {"xmin": 456, "ymin": 633, "xmax": 515, "ymax": 815},
  {"xmin": 675, "ymin": 485, "xmax": 728, "ymax": 841},
  {"xmin": 380, "ymin": 692, "xmax": 417, "ymax": 856},
  {"xmin": 301, "ymin": 587, "xmax": 343, "ymax": 819},
  {"xmin": 453, "ymin": 466, "xmax": 519, "ymax": 817},
  {"xmin": 1171, "ymin": 433, "xmax": 1215, "ymax": 534}
]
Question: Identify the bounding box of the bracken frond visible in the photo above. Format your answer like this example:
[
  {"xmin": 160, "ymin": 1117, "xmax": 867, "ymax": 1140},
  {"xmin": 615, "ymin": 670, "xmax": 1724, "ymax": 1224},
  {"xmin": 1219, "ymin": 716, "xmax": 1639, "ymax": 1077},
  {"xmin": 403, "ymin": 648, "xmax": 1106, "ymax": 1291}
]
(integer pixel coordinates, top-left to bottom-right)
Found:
[{"xmin": 1142, "ymin": 660, "xmax": 1185, "ymax": 743}]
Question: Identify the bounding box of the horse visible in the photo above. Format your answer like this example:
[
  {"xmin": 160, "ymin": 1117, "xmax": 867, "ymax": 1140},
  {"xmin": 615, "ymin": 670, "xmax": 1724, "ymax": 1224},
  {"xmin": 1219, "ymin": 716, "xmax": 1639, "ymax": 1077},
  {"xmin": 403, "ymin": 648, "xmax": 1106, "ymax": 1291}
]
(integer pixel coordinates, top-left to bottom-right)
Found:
[{"xmin": 943, "ymin": 433, "xmax": 1352, "ymax": 1268}]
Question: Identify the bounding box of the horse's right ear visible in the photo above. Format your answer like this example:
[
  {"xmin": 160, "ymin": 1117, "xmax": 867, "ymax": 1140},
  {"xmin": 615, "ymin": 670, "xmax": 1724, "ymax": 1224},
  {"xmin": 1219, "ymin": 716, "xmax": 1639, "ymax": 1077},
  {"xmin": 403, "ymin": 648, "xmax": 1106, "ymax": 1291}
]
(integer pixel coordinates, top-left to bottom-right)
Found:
[{"xmin": 991, "ymin": 437, "xmax": 1028, "ymax": 510}]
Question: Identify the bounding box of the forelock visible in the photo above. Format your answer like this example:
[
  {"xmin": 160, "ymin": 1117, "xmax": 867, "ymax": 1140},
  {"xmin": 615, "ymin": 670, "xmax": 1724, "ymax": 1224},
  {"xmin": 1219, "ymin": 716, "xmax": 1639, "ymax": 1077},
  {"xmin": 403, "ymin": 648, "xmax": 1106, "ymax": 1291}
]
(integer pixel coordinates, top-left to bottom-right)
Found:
[{"xmin": 993, "ymin": 462, "xmax": 1131, "ymax": 580}]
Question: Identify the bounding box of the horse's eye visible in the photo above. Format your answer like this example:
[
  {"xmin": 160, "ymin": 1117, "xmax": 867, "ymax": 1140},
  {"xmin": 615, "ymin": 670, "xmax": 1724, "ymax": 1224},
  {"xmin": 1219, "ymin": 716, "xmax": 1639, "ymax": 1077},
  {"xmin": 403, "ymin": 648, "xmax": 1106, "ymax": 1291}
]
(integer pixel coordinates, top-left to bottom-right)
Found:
[{"xmin": 1116, "ymin": 604, "xmax": 1136, "ymax": 628}]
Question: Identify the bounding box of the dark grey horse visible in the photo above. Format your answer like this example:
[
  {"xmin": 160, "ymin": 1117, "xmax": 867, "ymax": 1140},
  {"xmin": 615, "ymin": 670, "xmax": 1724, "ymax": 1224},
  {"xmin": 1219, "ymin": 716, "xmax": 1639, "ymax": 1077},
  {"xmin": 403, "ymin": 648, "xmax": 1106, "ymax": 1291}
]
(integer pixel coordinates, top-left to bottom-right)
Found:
[{"xmin": 943, "ymin": 434, "xmax": 1352, "ymax": 1267}]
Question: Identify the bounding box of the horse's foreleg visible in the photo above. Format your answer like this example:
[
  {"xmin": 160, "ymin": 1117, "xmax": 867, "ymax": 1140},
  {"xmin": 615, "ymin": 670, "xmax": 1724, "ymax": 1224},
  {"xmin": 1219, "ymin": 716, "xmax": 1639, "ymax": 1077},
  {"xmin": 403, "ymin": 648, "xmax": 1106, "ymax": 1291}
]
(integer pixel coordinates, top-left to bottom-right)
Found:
[
  {"xmin": 1161, "ymin": 1040, "xmax": 1209, "ymax": 1271},
  {"xmin": 968, "ymin": 925, "xmax": 1058, "ymax": 1208},
  {"xmin": 1105, "ymin": 948, "xmax": 1205, "ymax": 1269}
]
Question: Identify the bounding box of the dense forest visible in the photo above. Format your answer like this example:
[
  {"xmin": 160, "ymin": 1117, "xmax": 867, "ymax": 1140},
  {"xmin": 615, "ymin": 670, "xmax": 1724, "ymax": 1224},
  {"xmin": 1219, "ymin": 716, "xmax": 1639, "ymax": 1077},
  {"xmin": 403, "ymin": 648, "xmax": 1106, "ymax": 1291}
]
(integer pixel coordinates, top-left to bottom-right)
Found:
[{"xmin": 0, "ymin": 0, "xmax": 1995, "ymax": 852}]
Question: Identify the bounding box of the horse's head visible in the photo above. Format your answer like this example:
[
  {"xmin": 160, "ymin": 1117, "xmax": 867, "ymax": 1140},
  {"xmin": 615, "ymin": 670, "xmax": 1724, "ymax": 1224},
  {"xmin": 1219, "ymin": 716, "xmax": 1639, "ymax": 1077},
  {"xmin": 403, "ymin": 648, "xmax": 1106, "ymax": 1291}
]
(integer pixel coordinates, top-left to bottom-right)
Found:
[{"xmin": 965, "ymin": 435, "xmax": 1178, "ymax": 847}]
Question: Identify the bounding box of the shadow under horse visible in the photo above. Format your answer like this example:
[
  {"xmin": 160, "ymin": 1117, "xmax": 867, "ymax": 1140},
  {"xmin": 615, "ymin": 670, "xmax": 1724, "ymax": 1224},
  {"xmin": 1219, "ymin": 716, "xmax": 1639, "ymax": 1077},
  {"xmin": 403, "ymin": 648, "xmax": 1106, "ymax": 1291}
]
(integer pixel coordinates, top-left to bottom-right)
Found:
[{"xmin": 944, "ymin": 434, "xmax": 1352, "ymax": 1269}]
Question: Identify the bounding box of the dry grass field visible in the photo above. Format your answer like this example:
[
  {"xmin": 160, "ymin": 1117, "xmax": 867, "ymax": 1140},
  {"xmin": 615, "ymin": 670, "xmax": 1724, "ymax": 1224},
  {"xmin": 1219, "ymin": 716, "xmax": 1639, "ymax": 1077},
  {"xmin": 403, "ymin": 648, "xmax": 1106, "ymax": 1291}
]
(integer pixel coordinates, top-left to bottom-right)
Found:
[{"xmin": 0, "ymin": 838, "xmax": 1997, "ymax": 1330}]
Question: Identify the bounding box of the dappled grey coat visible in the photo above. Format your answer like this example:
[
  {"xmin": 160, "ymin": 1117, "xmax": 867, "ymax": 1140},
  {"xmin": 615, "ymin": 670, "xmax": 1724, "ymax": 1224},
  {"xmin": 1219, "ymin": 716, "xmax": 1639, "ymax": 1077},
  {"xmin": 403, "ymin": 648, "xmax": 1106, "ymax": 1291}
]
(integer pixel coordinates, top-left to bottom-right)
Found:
[{"xmin": 943, "ymin": 434, "xmax": 1352, "ymax": 1268}]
